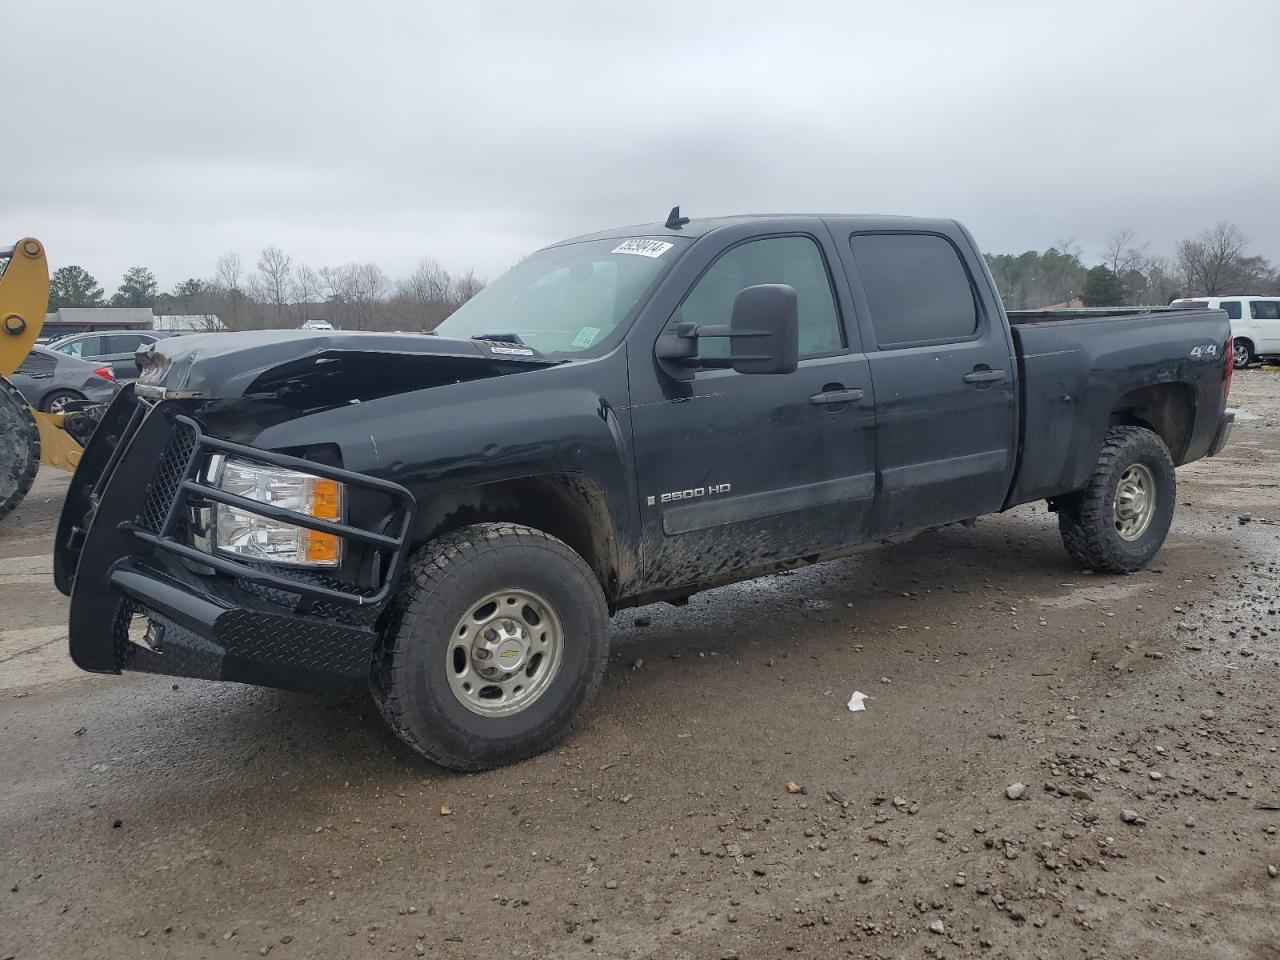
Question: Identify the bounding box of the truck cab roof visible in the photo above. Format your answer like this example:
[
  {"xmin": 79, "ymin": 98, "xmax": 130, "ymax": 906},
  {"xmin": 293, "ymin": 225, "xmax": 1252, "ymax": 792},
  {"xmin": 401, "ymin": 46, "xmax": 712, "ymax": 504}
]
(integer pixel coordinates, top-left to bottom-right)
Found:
[{"xmin": 556, "ymin": 213, "xmax": 961, "ymax": 246}]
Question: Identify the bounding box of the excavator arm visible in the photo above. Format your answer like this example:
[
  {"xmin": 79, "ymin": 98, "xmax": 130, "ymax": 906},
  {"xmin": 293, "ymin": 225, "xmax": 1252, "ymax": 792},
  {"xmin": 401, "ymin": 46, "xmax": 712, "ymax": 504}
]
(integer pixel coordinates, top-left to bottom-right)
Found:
[{"xmin": 0, "ymin": 238, "xmax": 47, "ymax": 377}]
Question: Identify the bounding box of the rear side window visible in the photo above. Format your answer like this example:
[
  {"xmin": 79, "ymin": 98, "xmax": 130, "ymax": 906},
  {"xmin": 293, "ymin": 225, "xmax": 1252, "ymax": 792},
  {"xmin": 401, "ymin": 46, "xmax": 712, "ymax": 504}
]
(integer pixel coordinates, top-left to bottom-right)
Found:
[
  {"xmin": 107, "ymin": 334, "xmax": 149, "ymax": 352},
  {"xmin": 1251, "ymin": 300, "xmax": 1280, "ymax": 320},
  {"xmin": 55, "ymin": 335, "xmax": 103, "ymax": 359},
  {"xmin": 1222, "ymin": 301, "xmax": 1243, "ymax": 319},
  {"xmin": 850, "ymin": 234, "xmax": 979, "ymax": 347}
]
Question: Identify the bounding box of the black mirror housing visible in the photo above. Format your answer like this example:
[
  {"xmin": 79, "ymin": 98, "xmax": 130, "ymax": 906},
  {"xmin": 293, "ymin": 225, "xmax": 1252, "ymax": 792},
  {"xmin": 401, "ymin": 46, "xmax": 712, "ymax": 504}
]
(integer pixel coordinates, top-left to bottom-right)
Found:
[
  {"xmin": 655, "ymin": 283, "xmax": 799, "ymax": 379},
  {"xmin": 728, "ymin": 284, "xmax": 798, "ymax": 375}
]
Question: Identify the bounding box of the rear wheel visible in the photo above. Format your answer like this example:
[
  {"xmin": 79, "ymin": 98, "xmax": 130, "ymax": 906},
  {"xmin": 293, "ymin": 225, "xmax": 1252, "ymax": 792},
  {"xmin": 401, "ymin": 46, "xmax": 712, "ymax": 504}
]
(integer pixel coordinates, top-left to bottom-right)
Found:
[
  {"xmin": 1056, "ymin": 426, "xmax": 1175, "ymax": 574},
  {"xmin": 1232, "ymin": 339, "xmax": 1255, "ymax": 369},
  {"xmin": 0, "ymin": 375, "xmax": 40, "ymax": 522},
  {"xmin": 40, "ymin": 389, "xmax": 86, "ymax": 414},
  {"xmin": 373, "ymin": 523, "xmax": 609, "ymax": 770}
]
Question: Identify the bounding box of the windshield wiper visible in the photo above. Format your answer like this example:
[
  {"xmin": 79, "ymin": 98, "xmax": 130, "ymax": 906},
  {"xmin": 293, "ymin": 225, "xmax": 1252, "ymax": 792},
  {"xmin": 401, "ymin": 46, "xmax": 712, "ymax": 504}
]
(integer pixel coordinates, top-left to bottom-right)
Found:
[{"xmin": 472, "ymin": 333, "xmax": 525, "ymax": 345}]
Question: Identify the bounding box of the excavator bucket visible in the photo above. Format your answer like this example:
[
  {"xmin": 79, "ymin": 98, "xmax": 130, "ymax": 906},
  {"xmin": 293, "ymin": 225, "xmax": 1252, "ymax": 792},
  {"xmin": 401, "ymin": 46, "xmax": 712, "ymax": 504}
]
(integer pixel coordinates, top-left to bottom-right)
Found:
[{"xmin": 1, "ymin": 238, "xmax": 51, "ymax": 521}]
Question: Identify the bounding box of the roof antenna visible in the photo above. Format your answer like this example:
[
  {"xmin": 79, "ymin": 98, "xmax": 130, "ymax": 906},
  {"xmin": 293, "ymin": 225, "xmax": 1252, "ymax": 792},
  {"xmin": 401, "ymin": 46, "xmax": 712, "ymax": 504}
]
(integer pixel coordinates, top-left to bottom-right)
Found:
[{"xmin": 665, "ymin": 205, "xmax": 690, "ymax": 230}]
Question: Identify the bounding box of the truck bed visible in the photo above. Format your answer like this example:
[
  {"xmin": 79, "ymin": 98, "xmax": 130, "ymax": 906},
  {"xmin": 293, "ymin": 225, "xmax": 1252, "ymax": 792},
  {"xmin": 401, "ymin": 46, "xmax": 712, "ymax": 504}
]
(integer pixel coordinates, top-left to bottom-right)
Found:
[{"xmin": 1004, "ymin": 306, "xmax": 1230, "ymax": 508}]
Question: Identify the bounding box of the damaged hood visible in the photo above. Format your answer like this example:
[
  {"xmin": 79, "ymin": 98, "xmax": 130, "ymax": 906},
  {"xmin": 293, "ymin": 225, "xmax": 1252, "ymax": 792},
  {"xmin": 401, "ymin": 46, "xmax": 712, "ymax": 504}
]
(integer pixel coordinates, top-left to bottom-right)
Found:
[{"xmin": 135, "ymin": 330, "xmax": 559, "ymax": 406}]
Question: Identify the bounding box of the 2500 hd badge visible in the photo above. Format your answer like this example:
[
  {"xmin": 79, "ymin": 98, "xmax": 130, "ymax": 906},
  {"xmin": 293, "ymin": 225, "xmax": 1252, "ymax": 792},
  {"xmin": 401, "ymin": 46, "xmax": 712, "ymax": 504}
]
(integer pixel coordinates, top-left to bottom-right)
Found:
[{"xmin": 647, "ymin": 483, "xmax": 732, "ymax": 506}]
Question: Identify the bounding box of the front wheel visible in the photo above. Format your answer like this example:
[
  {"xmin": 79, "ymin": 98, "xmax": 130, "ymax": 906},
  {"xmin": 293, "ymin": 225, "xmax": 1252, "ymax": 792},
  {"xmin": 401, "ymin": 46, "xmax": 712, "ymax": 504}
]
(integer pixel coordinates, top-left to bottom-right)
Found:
[
  {"xmin": 1233, "ymin": 339, "xmax": 1255, "ymax": 369},
  {"xmin": 40, "ymin": 389, "xmax": 86, "ymax": 414},
  {"xmin": 1056, "ymin": 426, "xmax": 1175, "ymax": 574},
  {"xmin": 373, "ymin": 523, "xmax": 609, "ymax": 770}
]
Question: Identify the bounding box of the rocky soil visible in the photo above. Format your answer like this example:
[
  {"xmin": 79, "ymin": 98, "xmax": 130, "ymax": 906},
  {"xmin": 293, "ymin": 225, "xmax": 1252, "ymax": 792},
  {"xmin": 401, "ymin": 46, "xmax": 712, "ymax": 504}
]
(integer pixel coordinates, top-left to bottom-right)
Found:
[{"xmin": 1, "ymin": 371, "xmax": 1278, "ymax": 960}]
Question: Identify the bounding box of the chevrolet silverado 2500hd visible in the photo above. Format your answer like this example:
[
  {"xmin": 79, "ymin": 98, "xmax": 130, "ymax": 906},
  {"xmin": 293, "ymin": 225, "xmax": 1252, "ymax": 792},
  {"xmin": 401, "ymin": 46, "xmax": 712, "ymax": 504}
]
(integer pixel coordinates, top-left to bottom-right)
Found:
[{"xmin": 55, "ymin": 213, "xmax": 1235, "ymax": 769}]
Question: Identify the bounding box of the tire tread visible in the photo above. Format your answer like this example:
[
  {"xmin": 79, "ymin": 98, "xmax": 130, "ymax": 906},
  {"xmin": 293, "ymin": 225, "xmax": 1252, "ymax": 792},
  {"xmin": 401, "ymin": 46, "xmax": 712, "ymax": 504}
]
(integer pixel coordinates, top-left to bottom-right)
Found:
[
  {"xmin": 0, "ymin": 376, "xmax": 41, "ymax": 522},
  {"xmin": 1057, "ymin": 425, "xmax": 1173, "ymax": 574},
  {"xmin": 373, "ymin": 522, "xmax": 608, "ymax": 771}
]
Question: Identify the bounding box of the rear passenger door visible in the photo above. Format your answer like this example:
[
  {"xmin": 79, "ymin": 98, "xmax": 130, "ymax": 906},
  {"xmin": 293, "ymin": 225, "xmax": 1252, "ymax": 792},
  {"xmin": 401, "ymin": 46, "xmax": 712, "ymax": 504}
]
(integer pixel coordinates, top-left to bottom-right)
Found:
[
  {"xmin": 1249, "ymin": 300, "xmax": 1280, "ymax": 354},
  {"xmin": 104, "ymin": 333, "xmax": 152, "ymax": 379},
  {"xmin": 838, "ymin": 230, "xmax": 1017, "ymax": 537}
]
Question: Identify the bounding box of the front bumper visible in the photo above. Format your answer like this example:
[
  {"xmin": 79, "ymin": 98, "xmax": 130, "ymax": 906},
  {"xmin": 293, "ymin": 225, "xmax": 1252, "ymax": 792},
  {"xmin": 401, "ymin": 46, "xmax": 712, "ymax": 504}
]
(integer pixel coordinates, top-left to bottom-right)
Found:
[
  {"xmin": 1208, "ymin": 410, "xmax": 1235, "ymax": 458},
  {"xmin": 58, "ymin": 389, "xmax": 415, "ymax": 692}
]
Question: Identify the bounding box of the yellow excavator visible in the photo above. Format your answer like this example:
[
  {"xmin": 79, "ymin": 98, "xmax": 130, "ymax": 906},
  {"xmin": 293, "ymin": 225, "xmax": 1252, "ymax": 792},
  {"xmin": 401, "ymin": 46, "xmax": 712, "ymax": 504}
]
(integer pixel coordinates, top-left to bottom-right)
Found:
[{"xmin": 1, "ymin": 237, "xmax": 91, "ymax": 521}]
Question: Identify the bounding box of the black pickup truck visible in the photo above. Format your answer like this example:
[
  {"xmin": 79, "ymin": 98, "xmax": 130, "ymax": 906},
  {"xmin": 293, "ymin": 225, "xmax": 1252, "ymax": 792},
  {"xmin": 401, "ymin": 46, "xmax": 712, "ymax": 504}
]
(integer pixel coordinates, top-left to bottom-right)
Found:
[{"xmin": 55, "ymin": 213, "xmax": 1235, "ymax": 769}]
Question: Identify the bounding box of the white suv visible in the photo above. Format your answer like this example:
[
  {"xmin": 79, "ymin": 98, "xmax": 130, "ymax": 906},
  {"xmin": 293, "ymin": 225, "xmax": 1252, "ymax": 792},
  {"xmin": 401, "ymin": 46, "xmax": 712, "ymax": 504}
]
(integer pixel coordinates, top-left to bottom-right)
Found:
[{"xmin": 1170, "ymin": 296, "xmax": 1280, "ymax": 368}]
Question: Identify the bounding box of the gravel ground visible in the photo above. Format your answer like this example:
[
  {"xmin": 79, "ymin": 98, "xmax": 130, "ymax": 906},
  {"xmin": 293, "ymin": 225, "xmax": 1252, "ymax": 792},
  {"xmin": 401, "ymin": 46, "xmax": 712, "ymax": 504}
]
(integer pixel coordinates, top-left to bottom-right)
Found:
[{"xmin": 1, "ymin": 370, "xmax": 1278, "ymax": 960}]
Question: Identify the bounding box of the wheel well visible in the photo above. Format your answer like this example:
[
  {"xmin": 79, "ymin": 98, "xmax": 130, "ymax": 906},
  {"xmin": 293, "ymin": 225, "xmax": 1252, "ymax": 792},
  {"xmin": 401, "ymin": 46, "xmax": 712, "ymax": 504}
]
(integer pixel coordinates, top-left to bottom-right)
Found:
[
  {"xmin": 1234, "ymin": 336, "xmax": 1255, "ymax": 353},
  {"xmin": 1108, "ymin": 383, "xmax": 1194, "ymax": 464},
  {"xmin": 411, "ymin": 475, "xmax": 622, "ymax": 600}
]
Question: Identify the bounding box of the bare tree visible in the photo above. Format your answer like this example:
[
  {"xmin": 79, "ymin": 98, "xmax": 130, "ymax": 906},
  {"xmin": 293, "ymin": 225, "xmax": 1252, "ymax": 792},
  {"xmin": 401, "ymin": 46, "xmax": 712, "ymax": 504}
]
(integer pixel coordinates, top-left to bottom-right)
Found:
[
  {"xmin": 387, "ymin": 259, "xmax": 486, "ymax": 331},
  {"xmin": 194, "ymin": 249, "xmax": 485, "ymax": 333},
  {"xmin": 254, "ymin": 246, "xmax": 293, "ymax": 319},
  {"xmin": 1121, "ymin": 254, "xmax": 1182, "ymax": 305},
  {"xmin": 317, "ymin": 262, "xmax": 387, "ymax": 329},
  {"xmin": 290, "ymin": 264, "xmax": 322, "ymax": 323},
  {"xmin": 1103, "ymin": 228, "xmax": 1148, "ymax": 281},
  {"xmin": 452, "ymin": 269, "xmax": 484, "ymax": 304},
  {"xmin": 214, "ymin": 252, "xmax": 243, "ymax": 292},
  {"xmin": 1176, "ymin": 222, "xmax": 1254, "ymax": 295}
]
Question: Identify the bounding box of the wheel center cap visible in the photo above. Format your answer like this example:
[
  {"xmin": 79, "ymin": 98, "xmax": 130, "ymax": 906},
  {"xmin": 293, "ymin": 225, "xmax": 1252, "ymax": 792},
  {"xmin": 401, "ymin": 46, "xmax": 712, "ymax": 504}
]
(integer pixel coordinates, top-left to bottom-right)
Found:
[{"xmin": 492, "ymin": 637, "xmax": 527, "ymax": 672}]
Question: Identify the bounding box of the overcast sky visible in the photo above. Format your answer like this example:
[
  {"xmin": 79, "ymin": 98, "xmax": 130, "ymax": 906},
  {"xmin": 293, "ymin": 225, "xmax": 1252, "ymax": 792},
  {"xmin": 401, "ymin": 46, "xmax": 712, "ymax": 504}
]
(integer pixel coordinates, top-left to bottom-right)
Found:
[{"xmin": 5, "ymin": 0, "xmax": 1279, "ymax": 293}]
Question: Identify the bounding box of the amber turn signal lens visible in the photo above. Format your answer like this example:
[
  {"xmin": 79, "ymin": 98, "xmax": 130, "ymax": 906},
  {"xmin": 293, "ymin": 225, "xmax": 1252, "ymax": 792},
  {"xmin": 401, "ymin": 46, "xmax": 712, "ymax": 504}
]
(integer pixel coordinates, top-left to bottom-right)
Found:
[
  {"xmin": 304, "ymin": 531, "xmax": 341, "ymax": 563},
  {"xmin": 311, "ymin": 479, "xmax": 342, "ymax": 519}
]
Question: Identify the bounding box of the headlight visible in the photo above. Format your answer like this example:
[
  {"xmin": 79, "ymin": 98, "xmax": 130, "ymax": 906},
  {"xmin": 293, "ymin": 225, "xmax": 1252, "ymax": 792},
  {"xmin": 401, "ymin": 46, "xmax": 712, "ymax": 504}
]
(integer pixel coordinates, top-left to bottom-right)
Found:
[{"xmin": 213, "ymin": 458, "xmax": 344, "ymax": 567}]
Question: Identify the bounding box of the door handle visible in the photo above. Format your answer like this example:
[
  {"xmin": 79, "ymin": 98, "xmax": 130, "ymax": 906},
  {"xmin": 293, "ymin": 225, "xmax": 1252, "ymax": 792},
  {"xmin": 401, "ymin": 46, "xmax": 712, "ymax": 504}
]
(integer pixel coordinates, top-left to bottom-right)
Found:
[
  {"xmin": 962, "ymin": 369, "xmax": 1006, "ymax": 384},
  {"xmin": 809, "ymin": 387, "xmax": 864, "ymax": 405}
]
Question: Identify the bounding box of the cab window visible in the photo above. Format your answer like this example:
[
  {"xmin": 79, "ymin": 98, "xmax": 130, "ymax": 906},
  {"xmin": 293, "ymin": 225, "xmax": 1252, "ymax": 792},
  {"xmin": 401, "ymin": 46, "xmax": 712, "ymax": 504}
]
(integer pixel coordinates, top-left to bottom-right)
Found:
[
  {"xmin": 1250, "ymin": 300, "xmax": 1280, "ymax": 320},
  {"xmin": 1221, "ymin": 301, "xmax": 1242, "ymax": 320},
  {"xmin": 679, "ymin": 236, "xmax": 843, "ymax": 360}
]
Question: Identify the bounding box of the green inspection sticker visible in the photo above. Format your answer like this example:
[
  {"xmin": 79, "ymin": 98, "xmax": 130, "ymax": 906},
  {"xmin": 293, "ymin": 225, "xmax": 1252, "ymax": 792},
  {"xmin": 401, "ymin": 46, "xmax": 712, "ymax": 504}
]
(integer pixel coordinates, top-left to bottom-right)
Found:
[{"xmin": 572, "ymin": 326, "xmax": 602, "ymax": 347}]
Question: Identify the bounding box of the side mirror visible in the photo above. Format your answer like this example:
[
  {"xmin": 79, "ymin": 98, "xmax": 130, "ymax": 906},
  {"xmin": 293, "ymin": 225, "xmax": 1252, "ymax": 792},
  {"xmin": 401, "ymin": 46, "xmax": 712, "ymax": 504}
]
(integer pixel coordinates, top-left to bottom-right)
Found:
[{"xmin": 656, "ymin": 283, "xmax": 799, "ymax": 380}]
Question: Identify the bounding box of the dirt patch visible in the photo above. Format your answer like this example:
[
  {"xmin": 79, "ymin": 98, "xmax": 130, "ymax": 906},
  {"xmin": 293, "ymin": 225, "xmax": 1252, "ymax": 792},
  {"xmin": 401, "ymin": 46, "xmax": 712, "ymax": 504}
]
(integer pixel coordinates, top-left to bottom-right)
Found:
[{"xmin": 1, "ymin": 378, "xmax": 1277, "ymax": 959}]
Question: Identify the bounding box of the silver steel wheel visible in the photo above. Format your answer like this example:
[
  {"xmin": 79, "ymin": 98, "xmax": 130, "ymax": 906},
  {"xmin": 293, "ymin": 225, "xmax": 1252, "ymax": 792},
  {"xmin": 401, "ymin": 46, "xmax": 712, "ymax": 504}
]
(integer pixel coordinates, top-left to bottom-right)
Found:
[
  {"xmin": 1233, "ymin": 341, "xmax": 1251, "ymax": 368},
  {"xmin": 445, "ymin": 588, "xmax": 564, "ymax": 717},
  {"xmin": 46, "ymin": 392, "xmax": 79, "ymax": 414},
  {"xmin": 1113, "ymin": 463, "xmax": 1156, "ymax": 541}
]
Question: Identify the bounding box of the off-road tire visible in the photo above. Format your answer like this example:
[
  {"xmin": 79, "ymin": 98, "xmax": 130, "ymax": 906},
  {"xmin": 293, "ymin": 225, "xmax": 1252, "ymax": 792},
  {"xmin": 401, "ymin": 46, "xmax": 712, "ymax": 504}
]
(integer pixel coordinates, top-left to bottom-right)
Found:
[
  {"xmin": 0, "ymin": 375, "xmax": 40, "ymax": 522},
  {"xmin": 373, "ymin": 522, "xmax": 609, "ymax": 771},
  {"xmin": 1057, "ymin": 426, "xmax": 1175, "ymax": 574}
]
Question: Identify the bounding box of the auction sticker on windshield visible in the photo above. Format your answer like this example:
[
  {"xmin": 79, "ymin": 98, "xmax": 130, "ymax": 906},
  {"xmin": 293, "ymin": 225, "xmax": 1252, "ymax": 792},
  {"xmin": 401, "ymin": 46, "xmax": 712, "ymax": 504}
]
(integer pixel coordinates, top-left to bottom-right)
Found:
[
  {"xmin": 572, "ymin": 326, "xmax": 602, "ymax": 347},
  {"xmin": 612, "ymin": 239, "xmax": 673, "ymax": 258}
]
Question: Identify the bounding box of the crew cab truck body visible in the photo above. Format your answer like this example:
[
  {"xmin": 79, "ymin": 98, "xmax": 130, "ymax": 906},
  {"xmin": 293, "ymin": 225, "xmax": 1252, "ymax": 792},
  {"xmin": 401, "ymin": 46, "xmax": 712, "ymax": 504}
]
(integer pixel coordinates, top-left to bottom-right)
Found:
[{"xmin": 56, "ymin": 215, "xmax": 1235, "ymax": 769}]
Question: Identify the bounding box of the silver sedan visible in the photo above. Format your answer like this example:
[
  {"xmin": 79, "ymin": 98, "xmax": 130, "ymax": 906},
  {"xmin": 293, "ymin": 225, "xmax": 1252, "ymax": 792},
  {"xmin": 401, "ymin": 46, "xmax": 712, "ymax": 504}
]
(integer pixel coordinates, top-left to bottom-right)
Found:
[{"xmin": 8, "ymin": 345, "xmax": 120, "ymax": 413}]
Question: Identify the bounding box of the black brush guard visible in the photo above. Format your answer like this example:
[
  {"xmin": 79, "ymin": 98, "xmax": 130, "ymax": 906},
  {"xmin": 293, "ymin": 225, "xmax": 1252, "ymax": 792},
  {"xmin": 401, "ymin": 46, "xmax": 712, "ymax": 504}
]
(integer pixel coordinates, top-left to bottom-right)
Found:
[{"xmin": 61, "ymin": 389, "xmax": 416, "ymax": 691}]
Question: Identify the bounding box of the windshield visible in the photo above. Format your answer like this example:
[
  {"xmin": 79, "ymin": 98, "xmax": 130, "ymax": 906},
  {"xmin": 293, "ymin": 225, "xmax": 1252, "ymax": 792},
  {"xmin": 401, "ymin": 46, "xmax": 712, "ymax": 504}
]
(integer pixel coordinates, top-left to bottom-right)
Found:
[{"xmin": 435, "ymin": 237, "xmax": 687, "ymax": 355}]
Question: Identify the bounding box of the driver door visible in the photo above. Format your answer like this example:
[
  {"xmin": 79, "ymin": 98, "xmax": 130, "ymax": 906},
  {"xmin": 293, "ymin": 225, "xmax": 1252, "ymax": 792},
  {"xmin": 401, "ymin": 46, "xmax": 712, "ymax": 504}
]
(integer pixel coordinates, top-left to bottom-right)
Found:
[{"xmin": 627, "ymin": 231, "xmax": 878, "ymax": 593}]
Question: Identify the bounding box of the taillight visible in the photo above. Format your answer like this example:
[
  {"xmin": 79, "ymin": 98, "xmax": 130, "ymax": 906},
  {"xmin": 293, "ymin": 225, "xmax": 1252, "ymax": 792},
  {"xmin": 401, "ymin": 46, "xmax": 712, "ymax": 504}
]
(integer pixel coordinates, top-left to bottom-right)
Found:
[
  {"xmin": 1224, "ymin": 337, "xmax": 1233, "ymax": 399},
  {"xmin": 93, "ymin": 366, "xmax": 115, "ymax": 382}
]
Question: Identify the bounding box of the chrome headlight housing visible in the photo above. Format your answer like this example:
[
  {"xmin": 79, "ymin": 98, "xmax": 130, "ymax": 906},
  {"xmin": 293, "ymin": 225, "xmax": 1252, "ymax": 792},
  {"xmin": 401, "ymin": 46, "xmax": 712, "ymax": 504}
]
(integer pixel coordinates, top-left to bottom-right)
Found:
[{"xmin": 211, "ymin": 457, "xmax": 345, "ymax": 567}]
